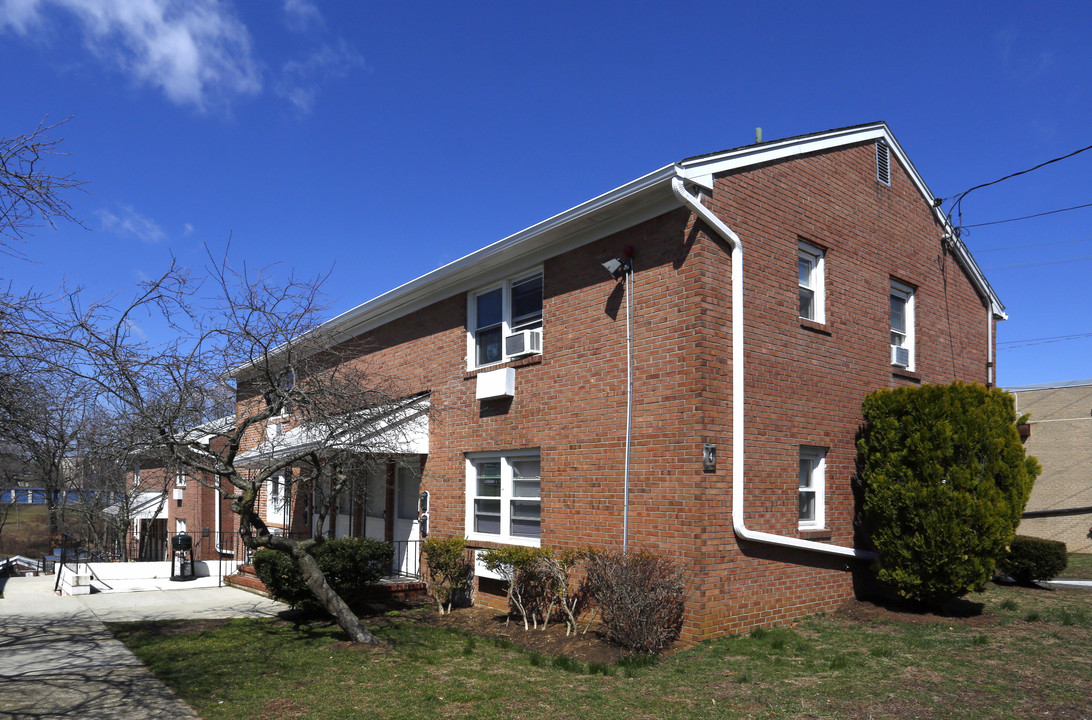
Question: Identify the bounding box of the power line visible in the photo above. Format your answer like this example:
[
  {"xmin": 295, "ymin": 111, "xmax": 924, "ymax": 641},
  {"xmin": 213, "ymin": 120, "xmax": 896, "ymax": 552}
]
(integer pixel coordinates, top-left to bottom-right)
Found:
[
  {"xmin": 947, "ymin": 141, "xmax": 1092, "ymax": 231},
  {"xmin": 998, "ymin": 331, "xmax": 1092, "ymax": 350},
  {"xmin": 975, "ymin": 236, "xmax": 1092, "ymax": 253},
  {"xmin": 982, "ymin": 255, "xmax": 1092, "ymax": 270},
  {"xmin": 963, "ymin": 200, "xmax": 1092, "ymax": 228}
]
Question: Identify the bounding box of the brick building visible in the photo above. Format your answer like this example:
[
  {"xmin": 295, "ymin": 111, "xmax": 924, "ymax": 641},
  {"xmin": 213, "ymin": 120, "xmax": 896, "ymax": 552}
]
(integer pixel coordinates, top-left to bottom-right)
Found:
[
  {"xmin": 120, "ymin": 418, "xmax": 239, "ymax": 562},
  {"xmin": 238, "ymin": 122, "xmax": 1004, "ymax": 640},
  {"xmin": 1008, "ymin": 380, "xmax": 1092, "ymax": 553}
]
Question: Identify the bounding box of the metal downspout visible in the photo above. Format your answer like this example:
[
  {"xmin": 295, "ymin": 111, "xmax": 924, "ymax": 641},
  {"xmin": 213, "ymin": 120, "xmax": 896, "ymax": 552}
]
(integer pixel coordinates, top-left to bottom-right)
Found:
[{"xmin": 670, "ymin": 175, "xmax": 876, "ymax": 561}]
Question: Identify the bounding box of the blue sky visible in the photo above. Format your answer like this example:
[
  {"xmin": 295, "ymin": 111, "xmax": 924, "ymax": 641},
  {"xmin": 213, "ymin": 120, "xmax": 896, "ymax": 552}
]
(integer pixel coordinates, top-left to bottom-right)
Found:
[{"xmin": 1, "ymin": 0, "xmax": 1090, "ymax": 388}]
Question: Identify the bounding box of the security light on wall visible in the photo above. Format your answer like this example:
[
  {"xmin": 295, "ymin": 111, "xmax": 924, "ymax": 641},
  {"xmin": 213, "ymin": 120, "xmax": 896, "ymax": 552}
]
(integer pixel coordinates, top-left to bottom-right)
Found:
[
  {"xmin": 602, "ymin": 257, "xmax": 628, "ymax": 279},
  {"xmin": 602, "ymin": 246, "xmax": 635, "ymax": 280}
]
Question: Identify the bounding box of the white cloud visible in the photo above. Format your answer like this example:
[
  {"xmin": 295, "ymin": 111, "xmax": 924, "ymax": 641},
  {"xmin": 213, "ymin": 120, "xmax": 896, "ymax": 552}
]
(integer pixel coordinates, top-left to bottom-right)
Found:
[
  {"xmin": 0, "ymin": 0, "xmax": 262, "ymax": 110},
  {"xmin": 276, "ymin": 39, "xmax": 365, "ymax": 113},
  {"xmin": 98, "ymin": 205, "xmax": 167, "ymax": 243},
  {"xmin": 282, "ymin": 0, "xmax": 321, "ymax": 31},
  {"xmin": 182, "ymin": 222, "xmax": 194, "ymax": 236}
]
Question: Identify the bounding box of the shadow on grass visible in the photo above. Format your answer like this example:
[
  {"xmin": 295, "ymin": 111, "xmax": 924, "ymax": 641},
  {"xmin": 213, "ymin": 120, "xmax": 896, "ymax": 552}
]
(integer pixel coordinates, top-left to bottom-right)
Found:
[{"xmin": 859, "ymin": 592, "xmax": 986, "ymax": 618}]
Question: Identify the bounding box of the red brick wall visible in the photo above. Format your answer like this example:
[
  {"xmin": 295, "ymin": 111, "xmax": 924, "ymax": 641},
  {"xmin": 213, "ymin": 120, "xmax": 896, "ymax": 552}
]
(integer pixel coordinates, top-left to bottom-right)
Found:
[{"xmin": 237, "ymin": 140, "xmax": 994, "ymax": 640}]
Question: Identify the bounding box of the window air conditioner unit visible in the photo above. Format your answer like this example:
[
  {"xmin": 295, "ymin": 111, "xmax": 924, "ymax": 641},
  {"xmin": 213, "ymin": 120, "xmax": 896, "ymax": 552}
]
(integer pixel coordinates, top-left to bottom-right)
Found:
[
  {"xmin": 504, "ymin": 328, "xmax": 542, "ymax": 357},
  {"xmin": 891, "ymin": 346, "xmax": 910, "ymax": 368}
]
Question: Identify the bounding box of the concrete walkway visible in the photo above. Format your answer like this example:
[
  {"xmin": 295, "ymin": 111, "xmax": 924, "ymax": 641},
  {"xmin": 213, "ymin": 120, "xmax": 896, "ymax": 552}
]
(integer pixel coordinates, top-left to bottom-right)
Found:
[{"xmin": 0, "ymin": 575, "xmax": 286, "ymax": 720}]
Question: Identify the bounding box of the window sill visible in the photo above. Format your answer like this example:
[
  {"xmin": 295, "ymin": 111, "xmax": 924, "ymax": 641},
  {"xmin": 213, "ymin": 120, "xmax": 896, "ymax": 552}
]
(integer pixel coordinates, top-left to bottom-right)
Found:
[
  {"xmin": 464, "ymin": 354, "xmax": 543, "ymax": 379},
  {"xmin": 799, "ymin": 528, "xmax": 832, "ymax": 542},
  {"xmin": 891, "ymin": 366, "xmax": 921, "ymax": 382},
  {"xmin": 798, "ymin": 318, "xmax": 831, "ymax": 335},
  {"xmin": 464, "ymin": 534, "xmax": 542, "ymax": 549}
]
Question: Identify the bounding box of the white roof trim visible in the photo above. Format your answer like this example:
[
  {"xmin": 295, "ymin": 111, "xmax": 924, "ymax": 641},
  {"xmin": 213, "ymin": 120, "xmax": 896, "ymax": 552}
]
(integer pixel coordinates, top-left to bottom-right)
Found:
[{"xmin": 232, "ymin": 123, "xmax": 1002, "ymax": 373}]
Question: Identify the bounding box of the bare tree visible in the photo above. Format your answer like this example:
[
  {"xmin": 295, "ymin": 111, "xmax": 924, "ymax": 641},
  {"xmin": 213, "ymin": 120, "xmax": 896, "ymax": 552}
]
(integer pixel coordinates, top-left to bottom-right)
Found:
[
  {"xmin": 11, "ymin": 254, "xmax": 421, "ymax": 644},
  {"xmin": 0, "ymin": 364, "xmax": 94, "ymax": 540},
  {"xmin": 0, "ymin": 118, "xmax": 88, "ymax": 258}
]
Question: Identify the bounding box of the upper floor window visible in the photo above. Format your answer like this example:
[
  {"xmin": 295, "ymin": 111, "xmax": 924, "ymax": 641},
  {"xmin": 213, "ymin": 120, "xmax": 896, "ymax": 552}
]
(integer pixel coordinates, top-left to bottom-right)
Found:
[
  {"xmin": 264, "ymin": 368, "xmax": 294, "ymax": 418},
  {"xmin": 175, "ymin": 470, "xmax": 187, "ymax": 487},
  {"xmin": 268, "ymin": 473, "xmax": 288, "ymax": 521},
  {"xmin": 799, "ymin": 446, "xmax": 826, "ymax": 529},
  {"xmin": 798, "ymin": 242, "xmax": 825, "ymax": 323},
  {"xmin": 890, "ymin": 281, "xmax": 915, "ymax": 370},
  {"xmin": 468, "ymin": 271, "xmax": 543, "ymax": 368},
  {"xmin": 466, "ymin": 450, "xmax": 541, "ymax": 546}
]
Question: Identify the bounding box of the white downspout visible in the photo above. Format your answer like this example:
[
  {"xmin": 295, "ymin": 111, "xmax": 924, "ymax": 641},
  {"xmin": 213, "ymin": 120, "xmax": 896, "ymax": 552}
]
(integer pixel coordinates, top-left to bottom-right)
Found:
[
  {"xmin": 987, "ymin": 304, "xmax": 995, "ymax": 387},
  {"xmin": 671, "ymin": 175, "xmax": 876, "ymax": 561},
  {"xmin": 214, "ymin": 477, "xmax": 234, "ymax": 556}
]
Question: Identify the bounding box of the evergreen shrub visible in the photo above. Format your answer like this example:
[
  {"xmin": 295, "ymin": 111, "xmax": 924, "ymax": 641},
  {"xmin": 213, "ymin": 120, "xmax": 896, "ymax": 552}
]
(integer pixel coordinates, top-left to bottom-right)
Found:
[
  {"xmin": 997, "ymin": 535, "xmax": 1067, "ymax": 585},
  {"xmin": 253, "ymin": 537, "xmax": 393, "ymax": 613},
  {"xmin": 858, "ymin": 382, "xmax": 1039, "ymax": 607}
]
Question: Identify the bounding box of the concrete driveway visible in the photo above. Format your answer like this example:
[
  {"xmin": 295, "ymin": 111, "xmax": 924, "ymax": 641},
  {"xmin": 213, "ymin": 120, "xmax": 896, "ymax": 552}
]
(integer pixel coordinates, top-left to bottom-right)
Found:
[{"xmin": 0, "ymin": 574, "xmax": 286, "ymax": 719}]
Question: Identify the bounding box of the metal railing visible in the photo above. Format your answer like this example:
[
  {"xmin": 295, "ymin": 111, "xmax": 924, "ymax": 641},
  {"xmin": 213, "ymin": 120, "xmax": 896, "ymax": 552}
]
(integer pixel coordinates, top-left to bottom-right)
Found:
[{"xmin": 120, "ymin": 530, "xmax": 421, "ymax": 579}]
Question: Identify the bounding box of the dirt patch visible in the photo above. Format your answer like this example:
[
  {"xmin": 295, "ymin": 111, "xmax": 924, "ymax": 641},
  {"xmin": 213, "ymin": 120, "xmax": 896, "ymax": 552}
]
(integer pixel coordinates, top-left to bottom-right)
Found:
[
  {"xmin": 424, "ymin": 604, "xmax": 626, "ymax": 665},
  {"xmin": 833, "ymin": 596, "xmax": 996, "ymax": 627}
]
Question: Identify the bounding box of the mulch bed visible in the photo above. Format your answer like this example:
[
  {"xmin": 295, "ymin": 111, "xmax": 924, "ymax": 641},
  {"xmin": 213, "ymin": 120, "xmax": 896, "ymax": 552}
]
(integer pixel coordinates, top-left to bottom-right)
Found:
[{"xmin": 424, "ymin": 603, "xmax": 626, "ymax": 665}]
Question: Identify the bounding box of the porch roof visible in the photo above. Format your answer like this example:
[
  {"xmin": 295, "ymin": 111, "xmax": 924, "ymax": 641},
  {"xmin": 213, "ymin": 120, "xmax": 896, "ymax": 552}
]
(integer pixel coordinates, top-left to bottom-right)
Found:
[{"xmin": 236, "ymin": 393, "xmax": 429, "ymax": 467}]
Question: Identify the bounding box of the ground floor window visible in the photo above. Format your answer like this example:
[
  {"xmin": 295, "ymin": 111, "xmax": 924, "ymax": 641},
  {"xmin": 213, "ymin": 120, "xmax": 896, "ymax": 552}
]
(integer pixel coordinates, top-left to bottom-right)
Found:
[
  {"xmin": 799, "ymin": 446, "xmax": 826, "ymax": 529},
  {"xmin": 466, "ymin": 449, "xmax": 541, "ymax": 546}
]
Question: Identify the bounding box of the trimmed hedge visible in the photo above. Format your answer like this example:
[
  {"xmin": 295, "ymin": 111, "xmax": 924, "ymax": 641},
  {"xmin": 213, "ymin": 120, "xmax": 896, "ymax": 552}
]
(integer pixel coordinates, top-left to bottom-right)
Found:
[
  {"xmin": 584, "ymin": 549, "xmax": 685, "ymax": 656},
  {"xmin": 858, "ymin": 382, "xmax": 1040, "ymax": 607},
  {"xmin": 998, "ymin": 535, "xmax": 1068, "ymax": 585},
  {"xmin": 253, "ymin": 537, "xmax": 394, "ymax": 613}
]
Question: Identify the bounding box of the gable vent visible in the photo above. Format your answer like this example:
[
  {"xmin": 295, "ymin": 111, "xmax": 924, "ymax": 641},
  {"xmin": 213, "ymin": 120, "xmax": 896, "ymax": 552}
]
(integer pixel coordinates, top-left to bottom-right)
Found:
[{"xmin": 876, "ymin": 141, "xmax": 891, "ymax": 186}]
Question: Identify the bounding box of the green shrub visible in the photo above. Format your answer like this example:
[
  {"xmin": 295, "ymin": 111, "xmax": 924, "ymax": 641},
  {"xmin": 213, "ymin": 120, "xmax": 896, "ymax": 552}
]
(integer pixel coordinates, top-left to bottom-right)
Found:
[
  {"xmin": 253, "ymin": 537, "xmax": 394, "ymax": 613},
  {"xmin": 998, "ymin": 535, "xmax": 1068, "ymax": 585},
  {"xmin": 858, "ymin": 382, "xmax": 1039, "ymax": 608},
  {"xmin": 584, "ymin": 549, "xmax": 685, "ymax": 656},
  {"xmin": 421, "ymin": 536, "xmax": 474, "ymax": 614}
]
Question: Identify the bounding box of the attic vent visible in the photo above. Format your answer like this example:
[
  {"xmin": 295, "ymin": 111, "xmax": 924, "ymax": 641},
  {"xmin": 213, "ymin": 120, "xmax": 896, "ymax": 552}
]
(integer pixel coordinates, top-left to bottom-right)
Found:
[{"xmin": 876, "ymin": 141, "xmax": 891, "ymax": 186}]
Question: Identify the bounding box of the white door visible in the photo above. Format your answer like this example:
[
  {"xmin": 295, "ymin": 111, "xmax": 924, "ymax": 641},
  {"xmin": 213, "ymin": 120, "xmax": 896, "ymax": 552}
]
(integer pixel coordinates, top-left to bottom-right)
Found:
[
  {"xmin": 362, "ymin": 465, "xmax": 387, "ymax": 542},
  {"xmin": 393, "ymin": 461, "xmax": 421, "ymax": 576}
]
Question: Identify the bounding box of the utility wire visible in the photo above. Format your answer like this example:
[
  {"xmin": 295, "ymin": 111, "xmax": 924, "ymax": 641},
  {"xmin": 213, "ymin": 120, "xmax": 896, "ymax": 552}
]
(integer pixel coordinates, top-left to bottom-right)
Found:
[
  {"xmin": 975, "ymin": 236, "xmax": 1092, "ymax": 253},
  {"xmin": 947, "ymin": 141, "xmax": 1092, "ymax": 232},
  {"xmin": 999, "ymin": 331, "xmax": 1092, "ymax": 350},
  {"xmin": 983, "ymin": 255, "xmax": 1092, "ymax": 271},
  {"xmin": 963, "ymin": 200, "xmax": 1092, "ymax": 228}
]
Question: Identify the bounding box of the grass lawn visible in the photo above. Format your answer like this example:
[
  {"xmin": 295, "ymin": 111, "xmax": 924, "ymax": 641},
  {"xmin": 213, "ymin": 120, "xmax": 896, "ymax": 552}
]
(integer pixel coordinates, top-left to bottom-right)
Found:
[
  {"xmin": 1059, "ymin": 552, "xmax": 1092, "ymax": 579},
  {"xmin": 110, "ymin": 583, "xmax": 1092, "ymax": 720},
  {"xmin": 0, "ymin": 504, "xmax": 51, "ymax": 557}
]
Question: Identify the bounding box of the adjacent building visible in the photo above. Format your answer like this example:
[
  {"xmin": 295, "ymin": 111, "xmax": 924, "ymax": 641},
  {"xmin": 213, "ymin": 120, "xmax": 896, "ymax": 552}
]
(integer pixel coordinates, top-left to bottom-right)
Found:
[{"xmin": 1009, "ymin": 380, "xmax": 1092, "ymax": 553}]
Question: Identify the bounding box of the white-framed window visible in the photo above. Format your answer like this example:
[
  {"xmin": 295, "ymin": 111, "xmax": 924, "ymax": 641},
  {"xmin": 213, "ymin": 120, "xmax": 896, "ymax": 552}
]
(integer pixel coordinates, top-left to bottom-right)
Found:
[
  {"xmin": 465, "ymin": 450, "xmax": 541, "ymax": 546},
  {"xmin": 175, "ymin": 470, "xmax": 187, "ymax": 487},
  {"xmin": 467, "ymin": 271, "xmax": 543, "ymax": 369},
  {"xmin": 264, "ymin": 368, "xmax": 294, "ymax": 418},
  {"xmin": 798, "ymin": 241, "xmax": 825, "ymax": 323},
  {"xmin": 798, "ymin": 446, "xmax": 826, "ymax": 529},
  {"xmin": 132, "ymin": 465, "xmax": 141, "ymax": 488},
  {"xmin": 267, "ymin": 473, "xmax": 288, "ymax": 523},
  {"xmin": 890, "ymin": 281, "xmax": 915, "ymax": 370},
  {"xmin": 175, "ymin": 518, "xmax": 187, "ymax": 535}
]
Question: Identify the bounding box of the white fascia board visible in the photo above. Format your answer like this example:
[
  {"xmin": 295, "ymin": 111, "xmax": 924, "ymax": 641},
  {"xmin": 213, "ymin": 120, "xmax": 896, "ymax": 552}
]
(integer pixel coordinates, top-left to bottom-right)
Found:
[{"xmin": 236, "ymin": 397, "xmax": 430, "ymax": 466}]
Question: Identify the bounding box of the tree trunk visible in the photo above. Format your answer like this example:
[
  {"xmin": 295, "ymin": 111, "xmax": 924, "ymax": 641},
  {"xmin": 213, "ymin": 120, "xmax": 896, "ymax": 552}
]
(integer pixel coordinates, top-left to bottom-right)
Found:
[{"xmin": 291, "ymin": 544, "xmax": 380, "ymax": 645}]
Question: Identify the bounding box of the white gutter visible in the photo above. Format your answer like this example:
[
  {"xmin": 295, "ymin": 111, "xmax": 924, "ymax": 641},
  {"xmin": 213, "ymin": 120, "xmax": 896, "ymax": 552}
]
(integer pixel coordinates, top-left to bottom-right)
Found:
[{"xmin": 670, "ymin": 175, "xmax": 876, "ymax": 561}]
